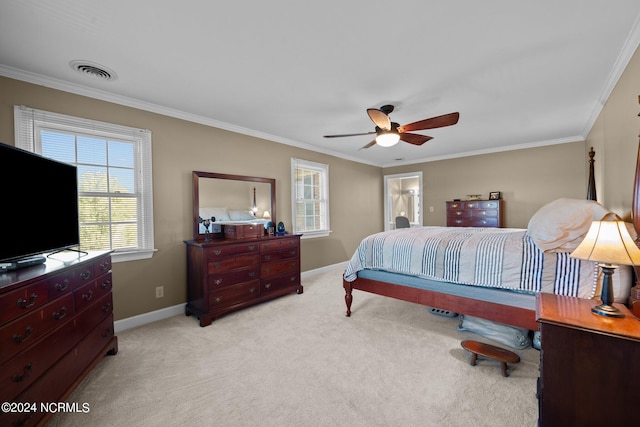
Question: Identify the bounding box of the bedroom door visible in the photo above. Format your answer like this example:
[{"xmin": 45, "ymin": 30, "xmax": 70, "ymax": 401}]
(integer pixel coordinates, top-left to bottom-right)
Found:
[{"xmin": 384, "ymin": 172, "xmax": 423, "ymax": 230}]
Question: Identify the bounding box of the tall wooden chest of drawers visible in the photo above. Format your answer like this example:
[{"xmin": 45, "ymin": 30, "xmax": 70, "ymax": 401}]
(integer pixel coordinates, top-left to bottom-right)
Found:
[
  {"xmin": 185, "ymin": 234, "xmax": 302, "ymax": 327},
  {"xmin": 0, "ymin": 251, "xmax": 117, "ymax": 427},
  {"xmin": 446, "ymin": 200, "xmax": 504, "ymax": 227}
]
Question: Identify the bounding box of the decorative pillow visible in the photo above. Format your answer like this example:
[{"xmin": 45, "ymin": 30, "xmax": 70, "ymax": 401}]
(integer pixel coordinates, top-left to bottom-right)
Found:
[
  {"xmin": 527, "ymin": 198, "xmax": 615, "ymax": 252},
  {"xmin": 200, "ymin": 207, "xmax": 230, "ymax": 222},
  {"xmin": 228, "ymin": 209, "xmax": 255, "ymax": 221},
  {"xmin": 457, "ymin": 315, "xmax": 532, "ymax": 349}
]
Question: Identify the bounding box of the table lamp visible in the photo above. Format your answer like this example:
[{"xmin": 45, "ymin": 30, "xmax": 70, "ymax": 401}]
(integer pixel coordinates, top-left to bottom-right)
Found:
[{"xmin": 570, "ymin": 220, "xmax": 640, "ymax": 318}]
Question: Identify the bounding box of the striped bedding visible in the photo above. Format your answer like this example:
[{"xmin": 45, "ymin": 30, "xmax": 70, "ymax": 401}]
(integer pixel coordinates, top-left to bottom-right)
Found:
[{"xmin": 344, "ymin": 226, "xmax": 601, "ymax": 299}]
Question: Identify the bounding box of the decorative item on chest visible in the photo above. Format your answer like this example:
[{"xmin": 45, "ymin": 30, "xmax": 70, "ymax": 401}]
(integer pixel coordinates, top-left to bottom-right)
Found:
[{"xmin": 223, "ymin": 223, "xmax": 264, "ymax": 240}]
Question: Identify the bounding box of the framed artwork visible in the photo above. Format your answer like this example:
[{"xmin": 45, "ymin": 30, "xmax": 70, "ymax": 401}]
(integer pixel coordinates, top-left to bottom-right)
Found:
[{"xmin": 489, "ymin": 191, "xmax": 501, "ymax": 200}]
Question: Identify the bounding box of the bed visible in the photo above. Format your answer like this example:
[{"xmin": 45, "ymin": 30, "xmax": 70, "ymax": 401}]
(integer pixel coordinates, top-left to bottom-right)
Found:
[{"xmin": 343, "ymin": 148, "xmax": 637, "ymax": 331}]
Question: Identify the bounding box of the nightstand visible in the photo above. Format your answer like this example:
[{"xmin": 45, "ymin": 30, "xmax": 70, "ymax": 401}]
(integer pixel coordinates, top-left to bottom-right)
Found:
[{"xmin": 536, "ymin": 293, "xmax": 640, "ymax": 426}]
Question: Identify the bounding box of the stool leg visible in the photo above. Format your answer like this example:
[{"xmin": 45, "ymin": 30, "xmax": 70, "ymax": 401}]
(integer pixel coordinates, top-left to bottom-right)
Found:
[
  {"xmin": 470, "ymin": 353, "xmax": 477, "ymax": 366},
  {"xmin": 501, "ymin": 362, "xmax": 508, "ymax": 377}
]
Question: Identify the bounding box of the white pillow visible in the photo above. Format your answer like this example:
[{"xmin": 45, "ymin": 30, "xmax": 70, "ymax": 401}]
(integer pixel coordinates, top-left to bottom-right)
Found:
[
  {"xmin": 228, "ymin": 209, "xmax": 256, "ymax": 221},
  {"xmin": 527, "ymin": 198, "xmax": 615, "ymax": 252},
  {"xmin": 200, "ymin": 207, "xmax": 230, "ymax": 222}
]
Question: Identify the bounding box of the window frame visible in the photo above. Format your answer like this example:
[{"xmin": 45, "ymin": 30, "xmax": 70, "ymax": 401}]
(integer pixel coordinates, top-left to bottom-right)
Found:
[
  {"xmin": 291, "ymin": 157, "xmax": 330, "ymax": 238},
  {"xmin": 14, "ymin": 105, "xmax": 155, "ymax": 263}
]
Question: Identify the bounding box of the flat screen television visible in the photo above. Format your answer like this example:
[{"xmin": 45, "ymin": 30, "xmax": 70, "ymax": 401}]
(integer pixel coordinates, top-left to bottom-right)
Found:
[{"xmin": 0, "ymin": 143, "xmax": 80, "ymax": 263}]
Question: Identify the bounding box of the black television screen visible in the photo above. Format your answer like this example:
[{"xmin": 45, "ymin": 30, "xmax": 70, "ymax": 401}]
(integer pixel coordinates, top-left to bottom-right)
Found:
[{"xmin": 0, "ymin": 143, "xmax": 80, "ymax": 262}]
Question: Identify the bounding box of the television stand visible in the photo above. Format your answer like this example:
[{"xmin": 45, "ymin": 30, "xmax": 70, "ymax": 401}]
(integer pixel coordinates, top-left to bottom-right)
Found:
[{"xmin": 0, "ymin": 254, "xmax": 46, "ymax": 271}]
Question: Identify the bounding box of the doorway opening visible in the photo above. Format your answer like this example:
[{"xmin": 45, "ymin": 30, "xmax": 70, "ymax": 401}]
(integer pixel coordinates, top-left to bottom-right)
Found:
[{"xmin": 384, "ymin": 172, "xmax": 423, "ymax": 230}]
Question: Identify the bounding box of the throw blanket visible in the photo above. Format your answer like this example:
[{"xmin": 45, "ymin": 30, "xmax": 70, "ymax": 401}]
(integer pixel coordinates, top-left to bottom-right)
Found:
[{"xmin": 344, "ymin": 227, "xmax": 599, "ymax": 299}]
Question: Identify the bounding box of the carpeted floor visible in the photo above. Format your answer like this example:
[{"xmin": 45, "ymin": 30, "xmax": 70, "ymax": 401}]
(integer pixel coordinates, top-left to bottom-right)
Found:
[{"xmin": 49, "ymin": 267, "xmax": 539, "ymax": 427}]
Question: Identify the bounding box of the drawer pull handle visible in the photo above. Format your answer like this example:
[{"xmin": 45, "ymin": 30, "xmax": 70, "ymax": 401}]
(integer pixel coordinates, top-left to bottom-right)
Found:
[
  {"xmin": 248, "ymin": 272, "xmax": 256, "ymax": 277},
  {"xmin": 215, "ymin": 279, "xmax": 223, "ymax": 285},
  {"xmin": 100, "ymin": 261, "xmax": 110, "ymax": 271},
  {"xmin": 250, "ymin": 287, "xmax": 256, "ymax": 293},
  {"xmin": 17, "ymin": 293, "xmax": 38, "ymax": 309},
  {"xmin": 265, "ymin": 283, "xmax": 271, "ymax": 289},
  {"xmin": 290, "ymin": 276, "xmax": 296, "ymax": 282},
  {"xmin": 264, "ymin": 255, "xmax": 271, "ymax": 260},
  {"xmin": 102, "ymin": 327, "xmax": 113, "ymax": 338},
  {"xmin": 248, "ymin": 245, "xmax": 256, "ymax": 250},
  {"xmin": 52, "ymin": 306, "xmax": 68, "ymax": 320},
  {"xmin": 102, "ymin": 302, "xmax": 113, "ymax": 313},
  {"xmin": 13, "ymin": 326, "xmax": 33, "ymax": 344},
  {"xmin": 80, "ymin": 270, "xmax": 92, "ymax": 280},
  {"xmin": 215, "ymin": 297, "xmax": 221, "ymax": 303},
  {"xmin": 214, "ymin": 249, "xmax": 222, "ymax": 255},
  {"xmin": 82, "ymin": 290, "xmax": 94, "ymax": 301},
  {"xmin": 54, "ymin": 279, "xmax": 70, "ymax": 292},
  {"xmin": 100, "ymin": 279, "xmax": 112, "ymax": 290},
  {"xmin": 12, "ymin": 363, "xmax": 33, "ymax": 383}
]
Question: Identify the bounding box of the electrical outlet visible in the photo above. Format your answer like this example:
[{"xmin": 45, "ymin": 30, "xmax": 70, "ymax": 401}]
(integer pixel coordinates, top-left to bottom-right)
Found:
[
  {"xmin": 429, "ymin": 206, "xmax": 434, "ymax": 213},
  {"xmin": 155, "ymin": 286, "xmax": 164, "ymax": 298}
]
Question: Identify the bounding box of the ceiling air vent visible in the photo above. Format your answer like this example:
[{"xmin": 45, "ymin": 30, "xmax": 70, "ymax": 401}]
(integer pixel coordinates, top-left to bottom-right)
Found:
[{"xmin": 69, "ymin": 60, "xmax": 117, "ymax": 81}]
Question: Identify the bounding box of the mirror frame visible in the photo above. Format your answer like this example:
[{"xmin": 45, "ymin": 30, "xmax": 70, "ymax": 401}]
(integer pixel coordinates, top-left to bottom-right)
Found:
[{"xmin": 192, "ymin": 171, "xmax": 276, "ymax": 240}]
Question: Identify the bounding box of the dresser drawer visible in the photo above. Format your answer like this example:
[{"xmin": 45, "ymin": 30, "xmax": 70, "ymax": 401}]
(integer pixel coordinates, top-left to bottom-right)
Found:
[
  {"xmin": 260, "ymin": 238, "xmax": 299, "ymax": 252},
  {"xmin": 207, "ymin": 254, "xmax": 260, "ymax": 274},
  {"xmin": 205, "ymin": 242, "xmax": 259, "ymax": 259},
  {"xmin": 0, "ymin": 281, "xmax": 49, "ymax": 326},
  {"xmin": 209, "ymin": 267, "xmax": 260, "ymax": 288},
  {"xmin": 262, "ymin": 273, "xmax": 299, "ymax": 295},
  {"xmin": 261, "ymin": 247, "xmax": 298, "ymax": 263},
  {"xmin": 261, "ymin": 259, "xmax": 299, "ymax": 279},
  {"xmin": 468, "ymin": 217, "xmax": 500, "ymax": 227},
  {"xmin": 0, "ymin": 293, "xmax": 74, "ymax": 365},
  {"xmin": 447, "ymin": 209, "xmax": 472, "ymax": 219},
  {"xmin": 471, "ymin": 209, "xmax": 498, "ymax": 218},
  {"xmin": 74, "ymin": 273, "xmax": 113, "ymax": 313},
  {"xmin": 0, "ymin": 318, "xmax": 78, "ymax": 403},
  {"xmin": 209, "ymin": 280, "xmax": 260, "ymax": 307}
]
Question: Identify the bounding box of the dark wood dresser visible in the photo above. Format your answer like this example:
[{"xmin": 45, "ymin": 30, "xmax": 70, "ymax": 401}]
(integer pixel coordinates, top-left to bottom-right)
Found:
[
  {"xmin": 0, "ymin": 251, "xmax": 117, "ymax": 427},
  {"xmin": 446, "ymin": 200, "xmax": 504, "ymax": 227},
  {"xmin": 536, "ymin": 293, "xmax": 640, "ymax": 426},
  {"xmin": 185, "ymin": 234, "xmax": 302, "ymax": 327}
]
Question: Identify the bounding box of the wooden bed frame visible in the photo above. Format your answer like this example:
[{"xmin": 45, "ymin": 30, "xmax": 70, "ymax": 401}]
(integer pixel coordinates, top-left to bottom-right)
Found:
[{"xmin": 344, "ymin": 146, "xmax": 640, "ymax": 330}]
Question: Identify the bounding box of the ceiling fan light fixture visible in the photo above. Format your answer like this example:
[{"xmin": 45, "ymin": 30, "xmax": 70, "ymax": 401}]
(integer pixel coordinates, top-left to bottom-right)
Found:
[{"xmin": 376, "ymin": 131, "xmax": 400, "ymax": 147}]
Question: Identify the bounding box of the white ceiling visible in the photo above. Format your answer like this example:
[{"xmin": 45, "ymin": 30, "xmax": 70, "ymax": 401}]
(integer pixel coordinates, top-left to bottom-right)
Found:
[{"xmin": 1, "ymin": 1, "xmax": 640, "ymax": 167}]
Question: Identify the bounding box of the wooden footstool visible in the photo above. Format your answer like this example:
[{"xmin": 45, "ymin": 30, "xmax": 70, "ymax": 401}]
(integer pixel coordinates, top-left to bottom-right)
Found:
[{"xmin": 461, "ymin": 340, "xmax": 520, "ymax": 377}]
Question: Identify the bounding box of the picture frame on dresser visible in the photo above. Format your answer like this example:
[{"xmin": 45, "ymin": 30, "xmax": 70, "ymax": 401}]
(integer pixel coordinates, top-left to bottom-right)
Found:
[{"xmin": 489, "ymin": 191, "xmax": 501, "ymax": 200}]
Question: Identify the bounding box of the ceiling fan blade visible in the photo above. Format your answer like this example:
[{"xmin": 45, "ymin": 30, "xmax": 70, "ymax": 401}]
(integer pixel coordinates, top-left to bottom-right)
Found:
[
  {"xmin": 324, "ymin": 131, "xmax": 376, "ymax": 138},
  {"xmin": 398, "ymin": 112, "xmax": 460, "ymax": 133},
  {"xmin": 400, "ymin": 133, "xmax": 433, "ymax": 146},
  {"xmin": 367, "ymin": 108, "xmax": 391, "ymax": 131},
  {"xmin": 359, "ymin": 140, "xmax": 377, "ymax": 150}
]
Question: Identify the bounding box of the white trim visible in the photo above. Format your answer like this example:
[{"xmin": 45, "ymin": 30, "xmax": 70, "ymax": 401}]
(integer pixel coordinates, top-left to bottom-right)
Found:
[{"xmin": 114, "ymin": 303, "xmax": 185, "ymax": 333}]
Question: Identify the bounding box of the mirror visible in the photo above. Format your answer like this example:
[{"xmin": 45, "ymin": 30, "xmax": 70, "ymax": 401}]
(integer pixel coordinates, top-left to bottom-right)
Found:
[{"xmin": 192, "ymin": 171, "xmax": 276, "ymax": 240}]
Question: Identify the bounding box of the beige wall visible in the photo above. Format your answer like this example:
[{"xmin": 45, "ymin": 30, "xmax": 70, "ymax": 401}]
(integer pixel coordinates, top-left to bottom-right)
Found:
[
  {"xmin": 1, "ymin": 42, "xmax": 638, "ymax": 321},
  {"xmin": 384, "ymin": 142, "xmax": 587, "ymax": 228},
  {"xmin": 586, "ymin": 45, "xmax": 640, "ymax": 217},
  {"xmin": 0, "ymin": 76, "xmax": 383, "ymax": 320}
]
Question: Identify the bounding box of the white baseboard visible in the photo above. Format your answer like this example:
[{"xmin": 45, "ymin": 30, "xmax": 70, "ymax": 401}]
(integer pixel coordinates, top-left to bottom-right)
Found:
[
  {"xmin": 114, "ymin": 303, "xmax": 185, "ymax": 333},
  {"xmin": 114, "ymin": 262, "xmax": 348, "ymax": 333}
]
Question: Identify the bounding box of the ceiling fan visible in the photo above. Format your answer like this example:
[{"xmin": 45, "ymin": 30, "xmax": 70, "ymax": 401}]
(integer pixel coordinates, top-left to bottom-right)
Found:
[{"xmin": 324, "ymin": 105, "xmax": 460, "ymax": 149}]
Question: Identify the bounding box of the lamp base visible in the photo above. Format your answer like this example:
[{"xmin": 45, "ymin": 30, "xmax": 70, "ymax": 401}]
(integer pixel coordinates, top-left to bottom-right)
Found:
[{"xmin": 591, "ymin": 303, "xmax": 625, "ymax": 318}]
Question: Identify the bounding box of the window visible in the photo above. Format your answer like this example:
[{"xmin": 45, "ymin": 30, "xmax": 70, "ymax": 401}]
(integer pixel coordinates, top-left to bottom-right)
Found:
[
  {"xmin": 14, "ymin": 105, "xmax": 155, "ymax": 262},
  {"xmin": 291, "ymin": 158, "xmax": 330, "ymax": 238}
]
